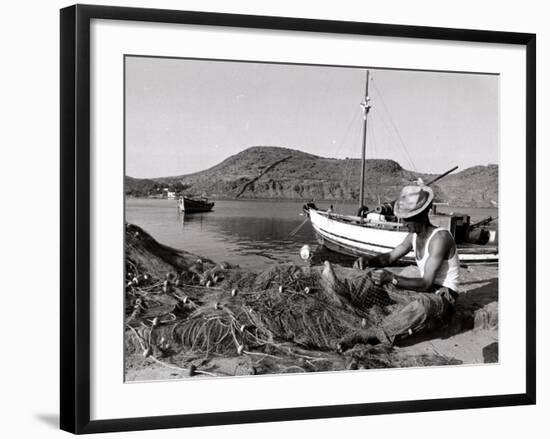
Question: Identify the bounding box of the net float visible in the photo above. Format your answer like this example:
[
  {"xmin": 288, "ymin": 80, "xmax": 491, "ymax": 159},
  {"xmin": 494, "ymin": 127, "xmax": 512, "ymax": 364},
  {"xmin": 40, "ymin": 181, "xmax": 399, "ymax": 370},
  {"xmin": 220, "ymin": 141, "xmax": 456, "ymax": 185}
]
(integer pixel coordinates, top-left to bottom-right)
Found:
[
  {"xmin": 361, "ymin": 318, "xmax": 367, "ymax": 328},
  {"xmin": 152, "ymin": 317, "xmax": 159, "ymax": 327},
  {"xmin": 143, "ymin": 346, "xmax": 152, "ymax": 358},
  {"xmin": 206, "ymin": 280, "xmax": 212, "ymax": 288},
  {"xmin": 231, "ymin": 288, "xmax": 238, "ymax": 297},
  {"xmin": 237, "ymin": 345, "xmax": 244, "ymax": 355},
  {"xmin": 300, "ymin": 244, "xmax": 311, "ymax": 261},
  {"xmin": 278, "ymin": 286, "xmax": 283, "ymax": 293}
]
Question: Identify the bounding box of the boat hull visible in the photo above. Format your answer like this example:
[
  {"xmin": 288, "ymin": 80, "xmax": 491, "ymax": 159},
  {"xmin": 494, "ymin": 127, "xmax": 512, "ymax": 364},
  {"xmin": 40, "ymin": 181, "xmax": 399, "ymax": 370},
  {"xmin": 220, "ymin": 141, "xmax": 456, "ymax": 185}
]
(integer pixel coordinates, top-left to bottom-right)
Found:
[
  {"xmin": 179, "ymin": 197, "xmax": 215, "ymax": 213},
  {"xmin": 308, "ymin": 208, "xmax": 498, "ymax": 264}
]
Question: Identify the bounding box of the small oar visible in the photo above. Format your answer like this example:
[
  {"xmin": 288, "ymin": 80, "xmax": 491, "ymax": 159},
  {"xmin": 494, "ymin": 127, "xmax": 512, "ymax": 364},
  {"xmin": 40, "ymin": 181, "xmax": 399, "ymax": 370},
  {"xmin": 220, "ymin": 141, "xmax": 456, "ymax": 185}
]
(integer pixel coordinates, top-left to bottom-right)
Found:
[{"xmin": 289, "ymin": 217, "xmax": 310, "ymax": 237}]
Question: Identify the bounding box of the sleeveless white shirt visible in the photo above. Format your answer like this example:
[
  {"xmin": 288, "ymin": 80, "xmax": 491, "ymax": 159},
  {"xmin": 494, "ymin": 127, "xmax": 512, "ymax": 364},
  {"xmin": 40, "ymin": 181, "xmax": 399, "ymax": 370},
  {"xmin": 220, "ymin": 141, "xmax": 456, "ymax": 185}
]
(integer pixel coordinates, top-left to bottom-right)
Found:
[{"xmin": 412, "ymin": 227, "xmax": 460, "ymax": 292}]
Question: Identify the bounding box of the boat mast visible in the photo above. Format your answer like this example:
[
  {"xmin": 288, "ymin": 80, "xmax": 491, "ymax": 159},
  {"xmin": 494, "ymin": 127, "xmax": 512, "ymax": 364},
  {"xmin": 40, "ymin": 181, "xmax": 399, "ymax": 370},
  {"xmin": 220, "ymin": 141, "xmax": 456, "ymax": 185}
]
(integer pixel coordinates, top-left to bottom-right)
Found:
[{"xmin": 359, "ymin": 70, "xmax": 371, "ymax": 210}]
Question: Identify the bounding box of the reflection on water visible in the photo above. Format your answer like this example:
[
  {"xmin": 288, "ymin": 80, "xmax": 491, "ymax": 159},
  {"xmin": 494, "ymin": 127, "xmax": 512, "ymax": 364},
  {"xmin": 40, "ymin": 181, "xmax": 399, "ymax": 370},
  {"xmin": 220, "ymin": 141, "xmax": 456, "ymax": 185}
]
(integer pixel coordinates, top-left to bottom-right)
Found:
[{"xmin": 125, "ymin": 198, "xmax": 497, "ymax": 270}]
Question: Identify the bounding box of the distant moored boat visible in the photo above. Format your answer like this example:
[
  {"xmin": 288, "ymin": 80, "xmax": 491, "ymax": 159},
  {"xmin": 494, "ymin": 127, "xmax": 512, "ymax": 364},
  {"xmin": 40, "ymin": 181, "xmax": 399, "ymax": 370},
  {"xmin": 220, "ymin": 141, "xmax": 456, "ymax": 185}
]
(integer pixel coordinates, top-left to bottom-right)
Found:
[{"xmin": 178, "ymin": 196, "xmax": 215, "ymax": 213}]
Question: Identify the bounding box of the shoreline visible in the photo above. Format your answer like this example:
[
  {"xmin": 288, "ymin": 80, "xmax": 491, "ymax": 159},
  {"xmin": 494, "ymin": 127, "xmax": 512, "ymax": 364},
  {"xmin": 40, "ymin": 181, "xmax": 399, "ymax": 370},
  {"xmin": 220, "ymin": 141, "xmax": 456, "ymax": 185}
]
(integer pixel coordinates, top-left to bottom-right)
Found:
[{"xmin": 125, "ymin": 195, "xmax": 499, "ymax": 210}]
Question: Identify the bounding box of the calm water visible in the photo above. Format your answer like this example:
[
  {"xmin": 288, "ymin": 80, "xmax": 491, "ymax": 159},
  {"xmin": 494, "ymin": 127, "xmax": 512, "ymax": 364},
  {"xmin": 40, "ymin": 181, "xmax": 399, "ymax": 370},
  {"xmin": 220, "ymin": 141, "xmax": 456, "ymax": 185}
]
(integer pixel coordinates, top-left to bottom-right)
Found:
[
  {"xmin": 125, "ymin": 198, "xmax": 497, "ymax": 270},
  {"xmin": 126, "ymin": 198, "xmax": 320, "ymax": 269}
]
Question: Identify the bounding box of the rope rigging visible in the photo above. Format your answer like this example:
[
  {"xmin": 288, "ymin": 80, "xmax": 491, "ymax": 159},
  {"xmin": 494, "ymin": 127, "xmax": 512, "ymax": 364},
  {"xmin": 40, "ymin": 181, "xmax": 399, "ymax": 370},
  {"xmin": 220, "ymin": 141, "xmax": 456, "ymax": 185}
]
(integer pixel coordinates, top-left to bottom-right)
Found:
[
  {"xmin": 307, "ymin": 71, "xmax": 420, "ymax": 211},
  {"xmin": 371, "ymin": 80, "xmax": 418, "ymax": 172}
]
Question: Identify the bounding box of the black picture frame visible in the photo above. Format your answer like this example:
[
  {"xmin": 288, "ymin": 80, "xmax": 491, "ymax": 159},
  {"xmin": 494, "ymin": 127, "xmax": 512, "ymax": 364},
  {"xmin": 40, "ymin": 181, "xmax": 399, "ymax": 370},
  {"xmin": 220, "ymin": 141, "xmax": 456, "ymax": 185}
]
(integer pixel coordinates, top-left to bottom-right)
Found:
[{"xmin": 60, "ymin": 4, "xmax": 536, "ymax": 434}]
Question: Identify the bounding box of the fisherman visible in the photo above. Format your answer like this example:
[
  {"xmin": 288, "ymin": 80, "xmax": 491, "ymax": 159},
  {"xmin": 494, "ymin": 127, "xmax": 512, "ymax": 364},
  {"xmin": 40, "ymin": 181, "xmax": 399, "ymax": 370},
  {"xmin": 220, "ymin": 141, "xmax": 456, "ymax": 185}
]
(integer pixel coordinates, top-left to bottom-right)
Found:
[{"xmin": 339, "ymin": 184, "xmax": 460, "ymax": 350}]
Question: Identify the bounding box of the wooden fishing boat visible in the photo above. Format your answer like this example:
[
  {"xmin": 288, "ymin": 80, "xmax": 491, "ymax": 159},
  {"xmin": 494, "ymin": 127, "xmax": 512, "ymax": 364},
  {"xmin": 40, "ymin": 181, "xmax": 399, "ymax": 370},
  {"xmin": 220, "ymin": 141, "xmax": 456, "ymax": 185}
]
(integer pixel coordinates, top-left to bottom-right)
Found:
[
  {"xmin": 177, "ymin": 196, "xmax": 215, "ymax": 213},
  {"xmin": 304, "ymin": 205, "xmax": 498, "ymax": 263},
  {"xmin": 304, "ymin": 70, "xmax": 498, "ymax": 264}
]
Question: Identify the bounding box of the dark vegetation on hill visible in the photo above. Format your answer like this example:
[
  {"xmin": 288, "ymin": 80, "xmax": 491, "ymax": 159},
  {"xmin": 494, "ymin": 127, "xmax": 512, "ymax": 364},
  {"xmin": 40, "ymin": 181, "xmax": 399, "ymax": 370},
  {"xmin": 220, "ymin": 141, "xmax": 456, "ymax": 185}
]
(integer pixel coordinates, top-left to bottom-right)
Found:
[{"xmin": 126, "ymin": 146, "xmax": 498, "ymax": 207}]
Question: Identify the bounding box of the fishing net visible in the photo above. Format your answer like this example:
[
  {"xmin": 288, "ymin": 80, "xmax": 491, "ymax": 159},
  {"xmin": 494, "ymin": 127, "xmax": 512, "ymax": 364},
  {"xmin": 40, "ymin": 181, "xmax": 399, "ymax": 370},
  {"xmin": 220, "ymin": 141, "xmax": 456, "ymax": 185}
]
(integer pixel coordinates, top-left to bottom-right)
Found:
[
  {"xmin": 127, "ymin": 262, "xmax": 368, "ymax": 353},
  {"xmin": 344, "ymin": 270, "xmax": 396, "ymax": 310}
]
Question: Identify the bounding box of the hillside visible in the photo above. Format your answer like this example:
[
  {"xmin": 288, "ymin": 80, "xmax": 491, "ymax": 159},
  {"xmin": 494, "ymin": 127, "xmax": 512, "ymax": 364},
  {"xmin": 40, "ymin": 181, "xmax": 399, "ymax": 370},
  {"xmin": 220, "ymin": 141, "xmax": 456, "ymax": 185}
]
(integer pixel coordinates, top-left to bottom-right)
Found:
[
  {"xmin": 437, "ymin": 165, "xmax": 499, "ymax": 208},
  {"xmin": 126, "ymin": 146, "xmax": 498, "ymax": 207},
  {"xmin": 125, "ymin": 176, "xmax": 161, "ymax": 197}
]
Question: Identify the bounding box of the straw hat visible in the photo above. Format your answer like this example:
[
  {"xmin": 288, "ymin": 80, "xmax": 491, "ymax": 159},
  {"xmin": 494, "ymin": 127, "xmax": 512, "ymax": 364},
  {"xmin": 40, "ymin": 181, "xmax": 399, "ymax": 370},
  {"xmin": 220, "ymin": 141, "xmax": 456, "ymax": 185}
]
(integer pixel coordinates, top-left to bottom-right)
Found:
[{"xmin": 393, "ymin": 185, "xmax": 434, "ymax": 219}]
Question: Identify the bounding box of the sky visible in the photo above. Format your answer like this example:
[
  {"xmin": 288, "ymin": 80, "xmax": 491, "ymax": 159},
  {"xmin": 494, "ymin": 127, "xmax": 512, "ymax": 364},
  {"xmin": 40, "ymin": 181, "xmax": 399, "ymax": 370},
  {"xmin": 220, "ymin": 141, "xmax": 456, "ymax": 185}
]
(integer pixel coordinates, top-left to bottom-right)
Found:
[{"xmin": 125, "ymin": 56, "xmax": 499, "ymax": 178}]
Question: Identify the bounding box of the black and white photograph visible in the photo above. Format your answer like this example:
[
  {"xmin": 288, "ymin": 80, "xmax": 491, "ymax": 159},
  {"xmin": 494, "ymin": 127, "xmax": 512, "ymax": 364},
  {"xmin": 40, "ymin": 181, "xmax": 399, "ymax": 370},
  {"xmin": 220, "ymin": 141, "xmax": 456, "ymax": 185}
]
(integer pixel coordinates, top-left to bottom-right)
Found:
[{"xmin": 124, "ymin": 56, "xmax": 499, "ymax": 381}]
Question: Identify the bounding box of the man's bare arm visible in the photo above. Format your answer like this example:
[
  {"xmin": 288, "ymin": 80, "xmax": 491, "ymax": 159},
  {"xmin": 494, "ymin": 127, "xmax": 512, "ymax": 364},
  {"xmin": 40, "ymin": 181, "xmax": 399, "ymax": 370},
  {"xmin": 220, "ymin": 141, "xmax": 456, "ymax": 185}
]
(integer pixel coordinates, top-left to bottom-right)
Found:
[{"xmin": 356, "ymin": 234, "xmax": 413, "ymax": 268}]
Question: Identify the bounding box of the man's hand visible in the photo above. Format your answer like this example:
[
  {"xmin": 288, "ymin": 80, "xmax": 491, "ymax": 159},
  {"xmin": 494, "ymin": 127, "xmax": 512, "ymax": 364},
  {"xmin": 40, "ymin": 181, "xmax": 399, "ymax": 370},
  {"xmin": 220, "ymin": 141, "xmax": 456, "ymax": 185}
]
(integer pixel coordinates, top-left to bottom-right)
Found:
[
  {"xmin": 353, "ymin": 257, "xmax": 369, "ymax": 270},
  {"xmin": 371, "ymin": 269, "xmax": 394, "ymax": 286}
]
